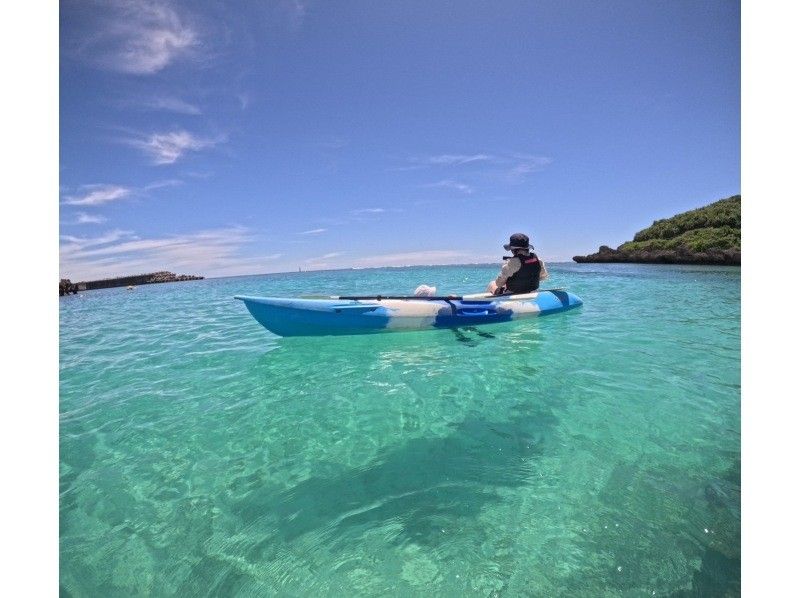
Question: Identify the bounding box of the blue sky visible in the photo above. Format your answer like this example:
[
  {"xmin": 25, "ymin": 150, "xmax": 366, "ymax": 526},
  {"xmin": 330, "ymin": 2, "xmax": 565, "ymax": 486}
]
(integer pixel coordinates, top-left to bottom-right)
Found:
[{"xmin": 59, "ymin": 0, "xmax": 740, "ymax": 279}]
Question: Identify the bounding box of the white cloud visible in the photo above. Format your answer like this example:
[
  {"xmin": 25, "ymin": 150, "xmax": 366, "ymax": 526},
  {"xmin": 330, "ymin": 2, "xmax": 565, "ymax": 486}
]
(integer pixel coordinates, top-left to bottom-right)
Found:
[
  {"xmin": 75, "ymin": 212, "xmax": 108, "ymax": 225},
  {"xmin": 59, "ymin": 226, "xmax": 278, "ymax": 280},
  {"xmin": 404, "ymin": 152, "xmax": 551, "ymax": 183},
  {"xmin": 421, "ymin": 154, "xmax": 495, "ymax": 166},
  {"xmin": 280, "ymin": 0, "xmax": 308, "ymax": 29},
  {"xmin": 183, "ymin": 170, "xmax": 213, "ymax": 179},
  {"xmin": 128, "ymin": 130, "xmax": 221, "ymax": 165},
  {"xmin": 503, "ymin": 155, "xmax": 552, "ymax": 182},
  {"xmin": 349, "ymin": 208, "xmax": 404, "ymax": 219},
  {"xmin": 61, "ymin": 179, "xmax": 183, "ymax": 207},
  {"xmin": 75, "ymin": 0, "xmax": 199, "ymax": 75},
  {"xmin": 353, "ymin": 250, "xmax": 468, "ymax": 268},
  {"xmin": 304, "ymin": 251, "xmax": 344, "ymax": 270},
  {"xmin": 60, "ymin": 229, "xmax": 138, "ymax": 252},
  {"xmin": 140, "ymin": 95, "xmax": 201, "ymax": 115},
  {"xmin": 143, "ymin": 179, "xmax": 183, "ymax": 191},
  {"xmin": 391, "ymin": 154, "xmax": 494, "ymax": 172},
  {"xmin": 298, "ymin": 228, "xmax": 327, "ymax": 235},
  {"xmin": 62, "ymin": 184, "xmax": 131, "ymax": 206},
  {"xmin": 423, "ymin": 180, "xmax": 474, "ymax": 194}
]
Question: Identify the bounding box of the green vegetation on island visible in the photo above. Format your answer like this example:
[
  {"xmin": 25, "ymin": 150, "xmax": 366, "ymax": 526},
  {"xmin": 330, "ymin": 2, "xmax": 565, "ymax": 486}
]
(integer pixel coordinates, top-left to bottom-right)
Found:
[{"xmin": 574, "ymin": 195, "xmax": 740, "ymax": 265}]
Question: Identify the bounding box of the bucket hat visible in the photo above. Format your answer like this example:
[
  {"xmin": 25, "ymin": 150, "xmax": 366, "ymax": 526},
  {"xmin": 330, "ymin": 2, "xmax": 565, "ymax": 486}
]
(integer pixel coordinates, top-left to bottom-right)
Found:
[{"xmin": 503, "ymin": 233, "xmax": 531, "ymax": 251}]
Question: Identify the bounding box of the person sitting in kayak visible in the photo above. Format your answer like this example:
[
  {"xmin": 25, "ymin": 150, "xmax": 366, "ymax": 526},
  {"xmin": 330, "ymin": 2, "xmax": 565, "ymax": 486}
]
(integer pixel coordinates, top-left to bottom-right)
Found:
[{"xmin": 487, "ymin": 233, "xmax": 548, "ymax": 295}]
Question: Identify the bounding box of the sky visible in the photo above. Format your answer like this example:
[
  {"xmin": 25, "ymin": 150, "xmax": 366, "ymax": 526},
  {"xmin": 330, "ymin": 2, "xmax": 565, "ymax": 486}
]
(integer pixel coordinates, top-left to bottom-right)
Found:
[{"xmin": 59, "ymin": 0, "xmax": 740, "ymax": 280}]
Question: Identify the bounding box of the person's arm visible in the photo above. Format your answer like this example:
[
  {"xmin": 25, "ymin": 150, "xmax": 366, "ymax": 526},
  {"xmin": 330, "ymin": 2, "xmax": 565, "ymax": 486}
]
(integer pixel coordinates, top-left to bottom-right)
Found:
[{"xmin": 494, "ymin": 258, "xmax": 522, "ymax": 290}]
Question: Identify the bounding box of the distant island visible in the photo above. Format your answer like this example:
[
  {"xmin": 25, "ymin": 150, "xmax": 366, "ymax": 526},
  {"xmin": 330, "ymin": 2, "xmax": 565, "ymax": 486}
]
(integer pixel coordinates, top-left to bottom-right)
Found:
[
  {"xmin": 573, "ymin": 195, "xmax": 740, "ymax": 265},
  {"xmin": 60, "ymin": 271, "xmax": 204, "ymax": 295}
]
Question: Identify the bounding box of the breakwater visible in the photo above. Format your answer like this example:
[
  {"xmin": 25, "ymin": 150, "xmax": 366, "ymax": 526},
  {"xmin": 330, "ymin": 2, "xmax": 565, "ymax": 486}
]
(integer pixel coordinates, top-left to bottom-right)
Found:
[
  {"xmin": 60, "ymin": 271, "xmax": 203, "ymax": 294},
  {"xmin": 83, "ymin": 271, "xmax": 204, "ymax": 290},
  {"xmin": 60, "ymin": 279, "xmax": 80, "ymax": 296}
]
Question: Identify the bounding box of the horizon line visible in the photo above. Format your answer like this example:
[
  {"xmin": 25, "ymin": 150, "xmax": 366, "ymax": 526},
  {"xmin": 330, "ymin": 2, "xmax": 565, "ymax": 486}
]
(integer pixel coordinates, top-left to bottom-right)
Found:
[{"xmin": 65, "ymin": 261, "xmax": 580, "ymax": 283}]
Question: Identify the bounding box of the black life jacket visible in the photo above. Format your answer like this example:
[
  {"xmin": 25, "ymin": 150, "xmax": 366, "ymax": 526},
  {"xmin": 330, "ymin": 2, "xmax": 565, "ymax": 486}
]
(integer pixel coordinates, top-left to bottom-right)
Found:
[{"xmin": 505, "ymin": 252, "xmax": 541, "ymax": 293}]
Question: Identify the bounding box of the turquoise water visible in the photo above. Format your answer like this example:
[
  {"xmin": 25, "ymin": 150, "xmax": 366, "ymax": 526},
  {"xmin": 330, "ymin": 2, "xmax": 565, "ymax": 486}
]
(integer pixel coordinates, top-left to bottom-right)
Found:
[{"xmin": 60, "ymin": 264, "xmax": 740, "ymax": 597}]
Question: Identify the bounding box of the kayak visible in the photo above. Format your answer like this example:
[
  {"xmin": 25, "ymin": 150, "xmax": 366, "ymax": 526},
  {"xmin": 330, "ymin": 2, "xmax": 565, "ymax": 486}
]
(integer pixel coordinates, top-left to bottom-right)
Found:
[{"xmin": 234, "ymin": 288, "xmax": 583, "ymax": 337}]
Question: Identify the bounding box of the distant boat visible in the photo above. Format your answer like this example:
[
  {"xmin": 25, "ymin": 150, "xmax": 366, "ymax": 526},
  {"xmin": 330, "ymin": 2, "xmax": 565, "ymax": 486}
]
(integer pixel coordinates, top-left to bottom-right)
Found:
[{"xmin": 127, "ymin": 285, "xmax": 135, "ymax": 290}]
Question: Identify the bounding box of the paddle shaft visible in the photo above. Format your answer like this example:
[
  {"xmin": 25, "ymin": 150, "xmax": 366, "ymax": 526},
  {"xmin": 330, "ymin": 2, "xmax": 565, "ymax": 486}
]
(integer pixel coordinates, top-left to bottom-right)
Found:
[
  {"xmin": 337, "ymin": 295, "xmax": 463, "ymax": 301},
  {"xmin": 337, "ymin": 288, "xmax": 565, "ymax": 301}
]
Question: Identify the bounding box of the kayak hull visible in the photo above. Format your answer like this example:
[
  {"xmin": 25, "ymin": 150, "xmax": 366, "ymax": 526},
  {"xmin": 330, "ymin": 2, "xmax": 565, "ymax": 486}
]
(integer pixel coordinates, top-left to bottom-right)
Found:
[{"xmin": 235, "ymin": 290, "xmax": 583, "ymax": 337}]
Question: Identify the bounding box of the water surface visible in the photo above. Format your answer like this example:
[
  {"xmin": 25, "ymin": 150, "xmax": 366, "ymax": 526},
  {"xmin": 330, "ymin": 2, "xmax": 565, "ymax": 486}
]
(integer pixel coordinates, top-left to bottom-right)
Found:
[{"xmin": 60, "ymin": 263, "xmax": 740, "ymax": 596}]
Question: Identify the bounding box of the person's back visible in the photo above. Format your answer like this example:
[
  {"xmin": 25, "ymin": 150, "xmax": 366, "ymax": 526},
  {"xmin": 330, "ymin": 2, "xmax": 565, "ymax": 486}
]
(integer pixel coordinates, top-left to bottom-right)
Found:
[
  {"xmin": 504, "ymin": 249, "xmax": 541, "ymax": 293},
  {"xmin": 488, "ymin": 233, "xmax": 544, "ymax": 295}
]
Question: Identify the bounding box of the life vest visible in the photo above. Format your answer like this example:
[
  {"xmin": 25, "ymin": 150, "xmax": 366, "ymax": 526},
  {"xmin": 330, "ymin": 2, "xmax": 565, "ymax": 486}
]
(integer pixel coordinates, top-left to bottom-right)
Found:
[{"xmin": 505, "ymin": 252, "xmax": 541, "ymax": 293}]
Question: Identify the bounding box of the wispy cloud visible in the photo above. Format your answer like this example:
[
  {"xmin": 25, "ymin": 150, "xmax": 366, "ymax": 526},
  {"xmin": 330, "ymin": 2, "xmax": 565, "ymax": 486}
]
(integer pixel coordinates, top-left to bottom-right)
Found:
[
  {"xmin": 502, "ymin": 154, "xmax": 552, "ymax": 182},
  {"xmin": 353, "ymin": 250, "xmax": 469, "ymax": 268},
  {"xmin": 304, "ymin": 251, "xmax": 344, "ymax": 270},
  {"xmin": 127, "ymin": 130, "xmax": 222, "ymax": 165},
  {"xmin": 74, "ymin": 212, "xmax": 108, "ymax": 225},
  {"xmin": 403, "ymin": 151, "xmax": 551, "ymax": 183},
  {"xmin": 60, "ymin": 226, "xmax": 278, "ymax": 280},
  {"xmin": 183, "ymin": 170, "xmax": 213, "ymax": 179},
  {"xmin": 237, "ymin": 92, "xmax": 251, "ymax": 110},
  {"xmin": 60, "ymin": 229, "xmax": 137, "ymax": 250},
  {"xmin": 298, "ymin": 228, "xmax": 327, "ymax": 235},
  {"xmin": 138, "ymin": 95, "xmax": 201, "ymax": 115},
  {"xmin": 61, "ymin": 179, "xmax": 182, "ymax": 207},
  {"xmin": 392, "ymin": 154, "xmax": 494, "ymax": 172},
  {"xmin": 314, "ymin": 137, "xmax": 348, "ymax": 150},
  {"xmin": 423, "ymin": 154, "xmax": 494, "ymax": 166},
  {"xmin": 349, "ymin": 207, "xmax": 405, "ymax": 218},
  {"xmin": 62, "ymin": 184, "xmax": 132, "ymax": 206},
  {"xmin": 280, "ymin": 0, "xmax": 308, "ymax": 29},
  {"xmin": 143, "ymin": 179, "xmax": 183, "ymax": 191},
  {"xmin": 71, "ymin": 0, "xmax": 199, "ymax": 75},
  {"xmin": 423, "ymin": 180, "xmax": 474, "ymax": 194}
]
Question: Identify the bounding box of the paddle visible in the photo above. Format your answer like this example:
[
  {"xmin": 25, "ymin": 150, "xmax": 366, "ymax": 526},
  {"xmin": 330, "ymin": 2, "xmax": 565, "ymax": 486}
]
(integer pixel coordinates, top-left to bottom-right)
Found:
[
  {"xmin": 337, "ymin": 295, "xmax": 463, "ymax": 301},
  {"xmin": 336, "ymin": 288, "xmax": 566, "ymax": 301},
  {"xmin": 295, "ymin": 294, "xmax": 460, "ymax": 300}
]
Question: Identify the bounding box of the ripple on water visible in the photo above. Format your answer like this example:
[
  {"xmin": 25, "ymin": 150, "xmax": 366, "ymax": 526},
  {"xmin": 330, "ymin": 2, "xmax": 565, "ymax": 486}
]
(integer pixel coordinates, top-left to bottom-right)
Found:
[{"xmin": 60, "ymin": 265, "xmax": 740, "ymax": 596}]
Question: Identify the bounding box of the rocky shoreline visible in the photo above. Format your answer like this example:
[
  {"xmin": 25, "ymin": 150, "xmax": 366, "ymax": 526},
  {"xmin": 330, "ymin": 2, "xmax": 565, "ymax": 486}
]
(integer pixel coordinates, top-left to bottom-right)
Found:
[
  {"xmin": 574, "ymin": 195, "xmax": 740, "ymax": 266},
  {"xmin": 573, "ymin": 245, "xmax": 740, "ymax": 265}
]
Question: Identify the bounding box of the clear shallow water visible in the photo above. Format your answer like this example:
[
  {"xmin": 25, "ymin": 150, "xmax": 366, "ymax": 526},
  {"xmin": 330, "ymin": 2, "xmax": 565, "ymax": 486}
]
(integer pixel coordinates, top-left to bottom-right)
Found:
[{"xmin": 60, "ymin": 264, "xmax": 740, "ymax": 597}]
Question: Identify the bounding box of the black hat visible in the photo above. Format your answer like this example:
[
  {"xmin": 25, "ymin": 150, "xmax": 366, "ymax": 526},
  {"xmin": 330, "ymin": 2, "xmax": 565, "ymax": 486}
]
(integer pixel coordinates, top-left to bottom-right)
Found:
[{"xmin": 503, "ymin": 233, "xmax": 530, "ymax": 250}]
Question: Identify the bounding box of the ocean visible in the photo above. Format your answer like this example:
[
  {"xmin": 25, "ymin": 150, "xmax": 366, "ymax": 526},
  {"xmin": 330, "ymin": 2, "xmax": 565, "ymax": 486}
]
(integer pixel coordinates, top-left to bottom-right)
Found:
[{"xmin": 59, "ymin": 263, "xmax": 740, "ymax": 596}]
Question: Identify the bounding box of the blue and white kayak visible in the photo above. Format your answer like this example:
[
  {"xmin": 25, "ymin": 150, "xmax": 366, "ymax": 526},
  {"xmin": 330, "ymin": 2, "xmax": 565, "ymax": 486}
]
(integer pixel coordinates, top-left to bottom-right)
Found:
[{"xmin": 235, "ymin": 289, "xmax": 582, "ymax": 337}]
